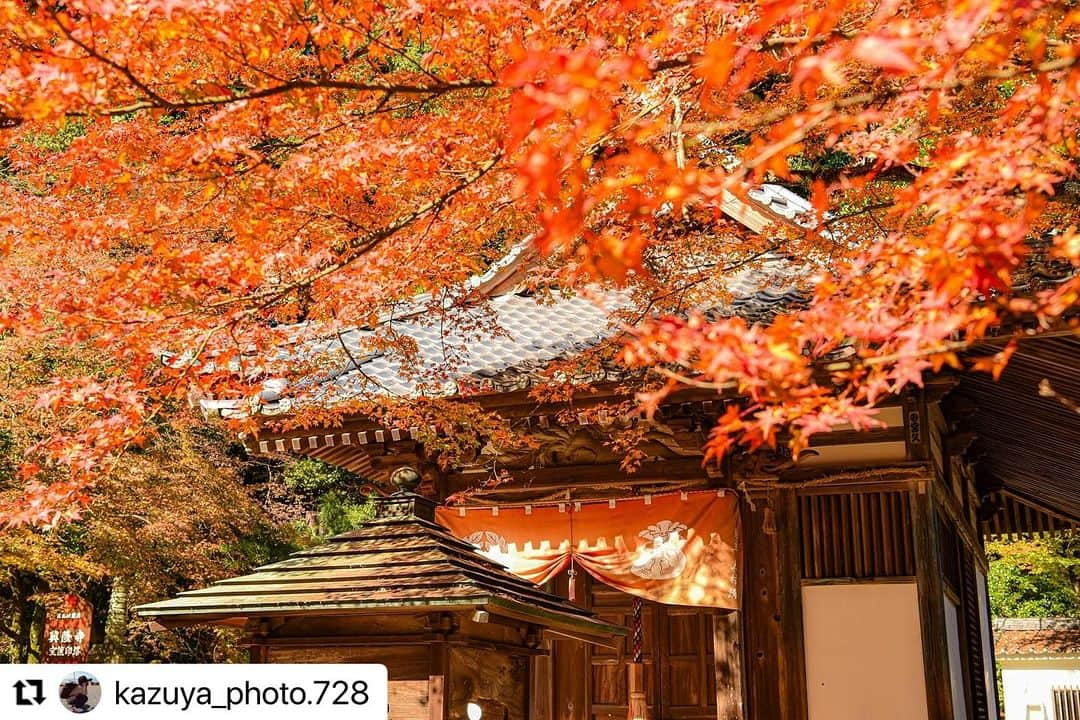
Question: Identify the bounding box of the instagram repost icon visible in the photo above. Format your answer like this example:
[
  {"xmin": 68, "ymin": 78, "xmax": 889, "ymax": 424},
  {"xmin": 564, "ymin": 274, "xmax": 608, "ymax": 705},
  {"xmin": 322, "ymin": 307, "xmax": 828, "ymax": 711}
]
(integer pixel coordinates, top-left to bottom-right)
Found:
[{"xmin": 59, "ymin": 671, "xmax": 101, "ymax": 714}]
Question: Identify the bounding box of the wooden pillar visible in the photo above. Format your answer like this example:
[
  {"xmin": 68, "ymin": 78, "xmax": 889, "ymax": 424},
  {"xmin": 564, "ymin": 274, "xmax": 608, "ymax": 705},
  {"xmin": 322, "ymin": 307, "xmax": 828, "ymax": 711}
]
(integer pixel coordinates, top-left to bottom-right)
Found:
[
  {"xmin": 776, "ymin": 490, "xmax": 807, "ymax": 720},
  {"xmin": 627, "ymin": 597, "xmax": 649, "ymax": 720},
  {"xmin": 429, "ymin": 640, "xmax": 448, "ymax": 720},
  {"xmin": 247, "ymin": 642, "xmax": 268, "ymax": 663},
  {"xmin": 530, "ymin": 639, "xmax": 553, "ymax": 720},
  {"xmin": 243, "ymin": 618, "xmax": 270, "ymax": 663},
  {"xmin": 552, "ymin": 637, "xmax": 588, "ymax": 720},
  {"xmin": 741, "ymin": 489, "xmax": 806, "ymax": 720},
  {"xmin": 552, "ymin": 573, "xmax": 589, "ymax": 720},
  {"xmin": 741, "ymin": 492, "xmax": 781, "ymax": 720},
  {"xmin": 912, "ymin": 482, "xmax": 955, "ymax": 720},
  {"xmin": 713, "ymin": 611, "xmax": 744, "ymax": 720}
]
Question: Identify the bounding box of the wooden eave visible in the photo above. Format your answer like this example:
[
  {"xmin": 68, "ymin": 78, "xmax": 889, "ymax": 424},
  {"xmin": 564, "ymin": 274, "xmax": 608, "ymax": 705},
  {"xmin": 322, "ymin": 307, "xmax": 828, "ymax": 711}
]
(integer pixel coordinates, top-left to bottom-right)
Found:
[
  {"xmin": 952, "ymin": 333, "xmax": 1080, "ymax": 522},
  {"xmin": 139, "ymin": 594, "xmax": 624, "ymax": 647}
]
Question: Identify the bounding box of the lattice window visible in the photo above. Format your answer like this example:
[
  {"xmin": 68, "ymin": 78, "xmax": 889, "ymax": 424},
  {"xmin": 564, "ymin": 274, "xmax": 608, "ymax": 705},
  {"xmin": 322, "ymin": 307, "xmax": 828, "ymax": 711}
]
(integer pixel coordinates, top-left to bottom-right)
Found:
[
  {"xmin": 1055, "ymin": 687, "xmax": 1080, "ymax": 720},
  {"xmin": 798, "ymin": 490, "xmax": 916, "ymax": 579}
]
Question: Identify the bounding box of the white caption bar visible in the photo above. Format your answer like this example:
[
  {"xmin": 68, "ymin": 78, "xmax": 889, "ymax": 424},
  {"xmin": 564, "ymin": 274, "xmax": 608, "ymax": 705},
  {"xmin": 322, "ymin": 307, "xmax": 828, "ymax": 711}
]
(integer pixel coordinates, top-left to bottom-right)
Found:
[{"xmin": 1, "ymin": 664, "xmax": 388, "ymax": 719}]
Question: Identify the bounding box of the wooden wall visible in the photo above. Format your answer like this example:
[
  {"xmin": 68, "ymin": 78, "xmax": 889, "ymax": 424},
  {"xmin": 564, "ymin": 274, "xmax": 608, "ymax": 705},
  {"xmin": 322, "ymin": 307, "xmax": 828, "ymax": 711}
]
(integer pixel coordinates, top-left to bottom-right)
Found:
[
  {"xmin": 449, "ymin": 646, "xmax": 528, "ymax": 720},
  {"xmin": 265, "ymin": 644, "xmax": 438, "ymax": 720},
  {"xmin": 234, "ymin": 387, "xmax": 1014, "ymax": 720},
  {"xmin": 241, "ymin": 463, "xmax": 998, "ymax": 720},
  {"xmin": 740, "ymin": 464, "xmax": 999, "ymax": 720}
]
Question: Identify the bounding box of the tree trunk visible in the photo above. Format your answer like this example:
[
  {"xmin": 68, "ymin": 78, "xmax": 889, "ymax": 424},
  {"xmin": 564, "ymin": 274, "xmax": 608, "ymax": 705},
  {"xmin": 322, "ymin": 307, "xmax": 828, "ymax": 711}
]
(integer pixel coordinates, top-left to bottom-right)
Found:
[
  {"xmin": 28, "ymin": 601, "xmax": 44, "ymax": 664},
  {"xmin": 9, "ymin": 574, "xmax": 31, "ymax": 663},
  {"xmin": 4, "ymin": 573, "xmax": 44, "ymax": 663},
  {"xmin": 8, "ymin": 599, "xmax": 28, "ymax": 664},
  {"xmin": 101, "ymin": 576, "xmax": 130, "ymax": 662}
]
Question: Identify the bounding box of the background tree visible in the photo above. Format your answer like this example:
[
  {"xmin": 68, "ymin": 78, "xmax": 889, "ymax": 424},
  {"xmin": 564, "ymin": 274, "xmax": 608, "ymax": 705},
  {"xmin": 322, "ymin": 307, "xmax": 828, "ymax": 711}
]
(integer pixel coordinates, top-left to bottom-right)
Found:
[
  {"xmin": 0, "ymin": 334, "xmax": 308, "ymax": 662},
  {"xmin": 987, "ymin": 537, "xmax": 1080, "ymax": 618},
  {"xmin": 282, "ymin": 458, "xmax": 375, "ymax": 537}
]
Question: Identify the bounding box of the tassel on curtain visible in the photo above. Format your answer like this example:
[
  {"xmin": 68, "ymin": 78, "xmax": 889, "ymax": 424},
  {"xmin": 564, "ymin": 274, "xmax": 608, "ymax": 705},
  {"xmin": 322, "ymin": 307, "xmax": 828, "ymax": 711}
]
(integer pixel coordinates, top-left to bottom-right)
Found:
[{"xmin": 567, "ymin": 507, "xmax": 577, "ymax": 602}]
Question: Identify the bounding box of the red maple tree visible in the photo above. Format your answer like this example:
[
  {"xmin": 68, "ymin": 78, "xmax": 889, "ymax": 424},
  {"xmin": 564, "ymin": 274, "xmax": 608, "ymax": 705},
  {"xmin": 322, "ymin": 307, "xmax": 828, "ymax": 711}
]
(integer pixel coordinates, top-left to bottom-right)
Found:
[{"xmin": 1, "ymin": 0, "xmax": 1077, "ymax": 524}]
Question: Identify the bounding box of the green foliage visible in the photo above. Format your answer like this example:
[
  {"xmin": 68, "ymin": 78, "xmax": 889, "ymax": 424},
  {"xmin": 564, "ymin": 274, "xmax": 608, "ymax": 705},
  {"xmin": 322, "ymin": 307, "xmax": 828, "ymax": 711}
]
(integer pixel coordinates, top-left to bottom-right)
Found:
[
  {"xmin": 383, "ymin": 39, "xmax": 431, "ymax": 73},
  {"xmin": 158, "ymin": 110, "xmax": 186, "ymax": 126},
  {"xmin": 0, "ymin": 429, "xmax": 13, "ymax": 482},
  {"xmin": 221, "ymin": 525, "xmax": 306, "ymax": 571},
  {"xmin": 788, "ymin": 149, "xmax": 856, "ymax": 175},
  {"xmin": 282, "ymin": 457, "xmax": 361, "ymax": 494},
  {"xmin": 127, "ymin": 623, "xmax": 248, "ymax": 664},
  {"xmin": 55, "ymin": 522, "xmax": 90, "ymax": 556},
  {"xmin": 0, "ymin": 335, "xmax": 303, "ymax": 663},
  {"xmin": 381, "ymin": 40, "xmax": 450, "ymax": 117},
  {"xmin": 317, "ymin": 490, "xmax": 374, "ymax": 536},
  {"xmin": 26, "ymin": 119, "xmax": 86, "ymax": 152},
  {"xmin": 914, "ymin": 135, "xmax": 937, "ymax": 167},
  {"xmin": 987, "ymin": 537, "xmax": 1080, "ymax": 618}
]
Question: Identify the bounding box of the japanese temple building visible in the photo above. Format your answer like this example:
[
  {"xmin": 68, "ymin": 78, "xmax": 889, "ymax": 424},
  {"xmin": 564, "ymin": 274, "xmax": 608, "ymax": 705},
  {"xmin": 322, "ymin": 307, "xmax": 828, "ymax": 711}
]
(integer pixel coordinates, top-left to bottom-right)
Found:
[{"xmin": 138, "ymin": 186, "xmax": 1080, "ymax": 720}]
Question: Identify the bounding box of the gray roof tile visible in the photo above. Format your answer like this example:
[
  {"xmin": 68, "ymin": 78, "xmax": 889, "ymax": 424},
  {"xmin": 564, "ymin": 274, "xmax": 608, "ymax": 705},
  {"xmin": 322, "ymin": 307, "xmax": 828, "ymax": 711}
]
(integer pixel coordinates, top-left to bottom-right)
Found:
[{"xmin": 207, "ymin": 186, "xmax": 814, "ymax": 417}]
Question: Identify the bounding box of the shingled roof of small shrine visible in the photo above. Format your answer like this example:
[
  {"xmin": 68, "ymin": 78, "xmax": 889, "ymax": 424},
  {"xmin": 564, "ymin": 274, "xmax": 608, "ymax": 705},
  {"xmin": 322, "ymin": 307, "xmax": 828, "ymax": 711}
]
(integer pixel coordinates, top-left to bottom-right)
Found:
[{"xmin": 136, "ymin": 494, "xmax": 626, "ymax": 643}]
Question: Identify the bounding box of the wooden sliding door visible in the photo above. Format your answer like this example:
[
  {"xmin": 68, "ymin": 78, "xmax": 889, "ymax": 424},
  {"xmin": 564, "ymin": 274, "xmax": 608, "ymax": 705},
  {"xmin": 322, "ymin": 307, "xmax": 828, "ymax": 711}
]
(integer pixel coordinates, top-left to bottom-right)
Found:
[{"xmin": 551, "ymin": 574, "xmax": 724, "ymax": 720}]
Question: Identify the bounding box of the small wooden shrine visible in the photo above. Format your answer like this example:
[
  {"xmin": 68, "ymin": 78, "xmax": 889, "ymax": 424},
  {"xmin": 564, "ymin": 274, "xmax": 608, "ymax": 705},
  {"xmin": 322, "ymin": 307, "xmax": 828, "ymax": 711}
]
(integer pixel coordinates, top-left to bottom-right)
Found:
[{"xmin": 137, "ymin": 468, "xmax": 626, "ymax": 720}]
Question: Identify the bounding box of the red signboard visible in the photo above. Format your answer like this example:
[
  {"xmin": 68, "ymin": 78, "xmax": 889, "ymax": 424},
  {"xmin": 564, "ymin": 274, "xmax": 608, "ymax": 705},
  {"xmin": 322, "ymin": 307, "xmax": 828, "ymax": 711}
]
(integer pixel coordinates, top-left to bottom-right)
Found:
[{"xmin": 42, "ymin": 594, "xmax": 92, "ymax": 663}]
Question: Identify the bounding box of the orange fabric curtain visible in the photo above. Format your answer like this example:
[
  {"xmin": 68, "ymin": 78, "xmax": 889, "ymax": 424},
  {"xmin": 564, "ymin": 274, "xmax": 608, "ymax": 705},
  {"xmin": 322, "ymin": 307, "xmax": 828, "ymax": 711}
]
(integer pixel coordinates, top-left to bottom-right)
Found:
[{"xmin": 437, "ymin": 490, "xmax": 739, "ymax": 609}]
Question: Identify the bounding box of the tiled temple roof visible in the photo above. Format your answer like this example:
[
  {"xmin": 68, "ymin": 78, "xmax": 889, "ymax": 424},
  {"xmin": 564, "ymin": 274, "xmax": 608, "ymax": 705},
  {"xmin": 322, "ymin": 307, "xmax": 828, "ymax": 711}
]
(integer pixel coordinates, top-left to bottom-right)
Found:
[
  {"xmin": 203, "ymin": 185, "xmax": 1074, "ymax": 420},
  {"xmin": 309, "ymin": 255, "xmax": 804, "ymax": 399},
  {"xmin": 994, "ymin": 618, "xmax": 1080, "ymax": 656},
  {"xmin": 203, "ymin": 184, "xmax": 812, "ymax": 418}
]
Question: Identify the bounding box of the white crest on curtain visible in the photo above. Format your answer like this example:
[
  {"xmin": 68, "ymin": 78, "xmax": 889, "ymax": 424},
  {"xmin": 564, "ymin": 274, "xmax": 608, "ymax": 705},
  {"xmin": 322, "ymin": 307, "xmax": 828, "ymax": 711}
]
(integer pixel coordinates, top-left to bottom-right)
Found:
[{"xmin": 630, "ymin": 520, "xmax": 690, "ymax": 579}]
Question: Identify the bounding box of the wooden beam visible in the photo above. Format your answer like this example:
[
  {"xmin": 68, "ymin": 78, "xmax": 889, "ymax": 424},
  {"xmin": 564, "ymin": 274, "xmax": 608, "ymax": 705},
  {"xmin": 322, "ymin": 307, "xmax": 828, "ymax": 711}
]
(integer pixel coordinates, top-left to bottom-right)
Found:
[
  {"xmin": 529, "ymin": 639, "xmax": 553, "ymax": 720},
  {"xmin": 429, "ymin": 641, "xmax": 447, "ymax": 720},
  {"xmin": 445, "ymin": 458, "xmax": 718, "ymax": 498},
  {"xmin": 252, "ymin": 388, "xmax": 906, "ymax": 443},
  {"xmin": 787, "ymin": 426, "xmax": 908, "ymax": 448},
  {"xmin": 263, "ymin": 635, "xmax": 445, "ymax": 647}
]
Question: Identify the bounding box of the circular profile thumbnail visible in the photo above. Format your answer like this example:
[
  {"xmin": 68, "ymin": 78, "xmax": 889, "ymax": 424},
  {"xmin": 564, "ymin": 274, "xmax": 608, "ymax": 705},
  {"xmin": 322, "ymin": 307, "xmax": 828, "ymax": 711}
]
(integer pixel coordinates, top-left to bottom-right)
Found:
[{"xmin": 59, "ymin": 671, "xmax": 101, "ymax": 714}]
